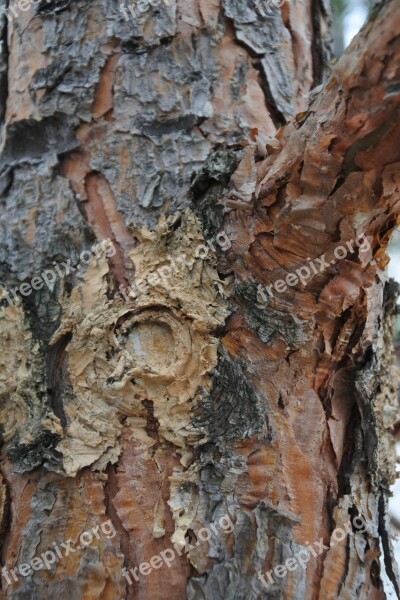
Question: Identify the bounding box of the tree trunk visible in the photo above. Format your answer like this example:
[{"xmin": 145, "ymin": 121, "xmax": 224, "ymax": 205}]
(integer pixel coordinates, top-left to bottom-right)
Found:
[{"xmin": 0, "ymin": 0, "xmax": 399, "ymax": 599}]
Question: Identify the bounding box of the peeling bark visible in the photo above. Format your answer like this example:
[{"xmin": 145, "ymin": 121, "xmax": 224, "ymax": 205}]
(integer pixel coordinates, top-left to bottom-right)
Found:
[{"xmin": 0, "ymin": 0, "xmax": 399, "ymax": 599}]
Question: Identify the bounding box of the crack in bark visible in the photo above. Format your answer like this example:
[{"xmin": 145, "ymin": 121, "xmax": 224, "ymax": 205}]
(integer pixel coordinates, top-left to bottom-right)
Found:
[
  {"xmin": 378, "ymin": 492, "xmax": 400, "ymax": 598},
  {"xmin": 92, "ymin": 53, "xmax": 120, "ymax": 122},
  {"xmin": 46, "ymin": 332, "xmax": 72, "ymax": 430},
  {"xmin": 83, "ymin": 171, "xmax": 135, "ymax": 286},
  {"xmin": 0, "ymin": 0, "xmax": 9, "ymax": 130},
  {"xmin": 104, "ymin": 462, "xmax": 133, "ymax": 599},
  {"xmin": 329, "ymin": 118, "xmax": 396, "ymax": 197},
  {"xmin": 0, "ymin": 465, "xmax": 11, "ymax": 582},
  {"xmin": 310, "ymin": 0, "xmax": 334, "ymax": 86}
]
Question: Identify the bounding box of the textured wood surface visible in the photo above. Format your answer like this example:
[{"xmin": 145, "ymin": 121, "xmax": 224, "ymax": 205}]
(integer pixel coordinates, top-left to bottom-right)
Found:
[{"xmin": 0, "ymin": 0, "xmax": 399, "ymax": 599}]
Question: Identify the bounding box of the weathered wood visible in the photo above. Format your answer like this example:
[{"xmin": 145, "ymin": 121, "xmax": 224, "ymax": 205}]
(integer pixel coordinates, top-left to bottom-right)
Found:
[{"xmin": 0, "ymin": 0, "xmax": 399, "ymax": 599}]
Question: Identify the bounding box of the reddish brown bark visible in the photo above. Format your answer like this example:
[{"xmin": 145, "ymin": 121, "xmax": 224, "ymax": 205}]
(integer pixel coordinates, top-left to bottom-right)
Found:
[{"xmin": 0, "ymin": 0, "xmax": 399, "ymax": 599}]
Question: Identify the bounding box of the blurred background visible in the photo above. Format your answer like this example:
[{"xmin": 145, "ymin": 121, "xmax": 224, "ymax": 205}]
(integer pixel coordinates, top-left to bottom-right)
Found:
[
  {"xmin": 331, "ymin": 1, "xmax": 400, "ymax": 594},
  {"xmin": 331, "ymin": 0, "xmax": 377, "ymax": 56}
]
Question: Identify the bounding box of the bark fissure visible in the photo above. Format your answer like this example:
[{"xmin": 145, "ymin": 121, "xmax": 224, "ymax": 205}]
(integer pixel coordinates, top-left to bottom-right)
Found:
[
  {"xmin": 0, "ymin": 466, "xmax": 11, "ymax": 573},
  {"xmin": 104, "ymin": 463, "xmax": 133, "ymax": 598},
  {"xmin": 0, "ymin": 0, "xmax": 9, "ymax": 130},
  {"xmin": 379, "ymin": 491, "xmax": 400, "ymax": 597}
]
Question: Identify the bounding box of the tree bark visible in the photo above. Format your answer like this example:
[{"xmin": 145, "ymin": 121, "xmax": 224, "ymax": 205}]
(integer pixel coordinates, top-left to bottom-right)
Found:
[{"xmin": 0, "ymin": 0, "xmax": 399, "ymax": 599}]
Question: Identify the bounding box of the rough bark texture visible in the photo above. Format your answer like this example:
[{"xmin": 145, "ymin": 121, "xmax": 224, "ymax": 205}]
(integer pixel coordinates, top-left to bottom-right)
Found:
[{"xmin": 0, "ymin": 0, "xmax": 399, "ymax": 599}]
